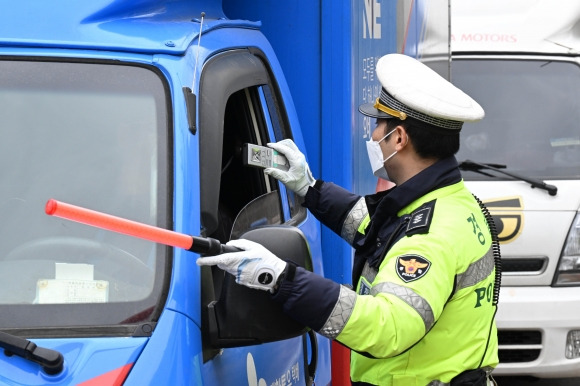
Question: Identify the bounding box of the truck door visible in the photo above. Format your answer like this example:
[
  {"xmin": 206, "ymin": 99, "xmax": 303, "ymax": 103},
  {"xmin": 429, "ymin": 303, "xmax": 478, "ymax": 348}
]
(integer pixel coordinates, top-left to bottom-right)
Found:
[{"xmin": 197, "ymin": 49, "xmax": 320, "ymax": 386}]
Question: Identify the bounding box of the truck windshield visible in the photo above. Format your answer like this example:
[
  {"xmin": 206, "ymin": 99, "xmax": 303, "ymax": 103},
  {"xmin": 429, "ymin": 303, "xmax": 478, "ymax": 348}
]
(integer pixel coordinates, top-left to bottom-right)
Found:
[
  {"xmin": 453, "ymin": 59, "xmax": 580, "ymax": 180},
  {"xmin": 0, "ymin": 60, "xmax": 170, "ymax": 333}
]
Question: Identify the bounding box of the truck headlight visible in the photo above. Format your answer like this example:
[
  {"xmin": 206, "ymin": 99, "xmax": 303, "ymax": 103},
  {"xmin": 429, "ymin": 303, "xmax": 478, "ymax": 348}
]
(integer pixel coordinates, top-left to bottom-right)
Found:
[{"xmin": 554, "ymin": 213, "xmax": 580, "ymax": 286}]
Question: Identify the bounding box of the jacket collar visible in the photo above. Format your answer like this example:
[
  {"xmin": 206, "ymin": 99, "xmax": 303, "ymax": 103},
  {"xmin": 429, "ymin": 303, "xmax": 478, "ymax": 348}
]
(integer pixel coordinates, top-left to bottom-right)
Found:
[{"xmin": 367, "ymin": 156, "xmax": 462, "ymax": 220}]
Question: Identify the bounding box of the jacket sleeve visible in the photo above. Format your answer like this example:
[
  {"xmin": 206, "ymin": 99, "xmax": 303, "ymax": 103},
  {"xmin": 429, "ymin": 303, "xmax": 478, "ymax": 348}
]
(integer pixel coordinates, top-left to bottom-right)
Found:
[
  {"xmin": 272, "ymin": 266, "xmax": 344, "ymax": 332},
  {"xmin": 272, "ymin": 263, "xmax": 425, "ymax": 358},
  {"xmin": 304, "ymin": 181, "xmax": 369, "ymax": 245},
  {"xmin": 273, "ymin": 234, "xmax": 457, "ymax": 359},
  {"xmin": 333, "ymin": 235, "xmax": 458, "ymax": 358}
]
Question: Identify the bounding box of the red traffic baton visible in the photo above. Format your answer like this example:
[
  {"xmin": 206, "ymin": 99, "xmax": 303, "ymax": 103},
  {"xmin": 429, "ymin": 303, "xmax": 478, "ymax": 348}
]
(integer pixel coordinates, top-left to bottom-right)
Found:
[{"xmin": 45, "ymin": 199, "xmax": 238, "ymax": 255}]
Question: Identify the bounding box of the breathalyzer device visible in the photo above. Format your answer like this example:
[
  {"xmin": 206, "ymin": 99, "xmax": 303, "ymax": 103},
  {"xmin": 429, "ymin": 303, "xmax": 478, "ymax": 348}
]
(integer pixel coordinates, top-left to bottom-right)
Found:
[{"xmin": 243, "ymin": 143, "xmax": 289, "ymax": 171}]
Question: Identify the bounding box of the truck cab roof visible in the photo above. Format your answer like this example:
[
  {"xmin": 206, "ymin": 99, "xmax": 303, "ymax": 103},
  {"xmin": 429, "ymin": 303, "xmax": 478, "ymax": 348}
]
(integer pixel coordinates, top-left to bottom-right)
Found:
[{"xmin": 0, "ymin": 0, "xmax": 259, "ymax": 55}]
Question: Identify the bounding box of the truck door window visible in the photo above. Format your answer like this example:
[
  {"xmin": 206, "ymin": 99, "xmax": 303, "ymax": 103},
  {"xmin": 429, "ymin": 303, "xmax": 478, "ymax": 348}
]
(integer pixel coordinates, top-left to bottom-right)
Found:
[
  {"xmin": 199, "ymin": 50, "xmax": 306, "ymax": 242},
  {"xmin": 213, "ymin": 87, "xmax": 280, "ymax": 241},
  {"xmin": 198, "ymin": 50, "xmax": 310, "ymax": 358},
  {"xmin": 258, "ymin": 84, "xmax": 307, "ymax": 224}
]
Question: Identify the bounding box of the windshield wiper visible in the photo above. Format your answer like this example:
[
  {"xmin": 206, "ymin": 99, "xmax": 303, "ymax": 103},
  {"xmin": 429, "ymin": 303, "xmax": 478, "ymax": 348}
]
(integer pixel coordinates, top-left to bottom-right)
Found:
[
  {"xmin": 0, "ymin": 331, "xmax": 64, "ymax": 375},
  {"xmin": 458, "ymin": 160, "xmax": 558, "ymax": 196}
]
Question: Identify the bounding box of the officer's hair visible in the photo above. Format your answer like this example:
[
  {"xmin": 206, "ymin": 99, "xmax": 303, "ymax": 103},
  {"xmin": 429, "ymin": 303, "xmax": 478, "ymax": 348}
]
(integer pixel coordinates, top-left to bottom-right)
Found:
[{"xmin": 384, "ymin": 117, "xmax": 460, "ymax": 159}]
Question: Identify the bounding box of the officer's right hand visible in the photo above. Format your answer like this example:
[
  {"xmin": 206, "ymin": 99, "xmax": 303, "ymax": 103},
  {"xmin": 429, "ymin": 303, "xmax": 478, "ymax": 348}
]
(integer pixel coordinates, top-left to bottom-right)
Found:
[
  {"xmin": 196, "ymin": 239, "xmax": 287, "ymax": 293},
  {"xmin": 265, "ymin": 139, "xmax": 315, "ymax": 197}
]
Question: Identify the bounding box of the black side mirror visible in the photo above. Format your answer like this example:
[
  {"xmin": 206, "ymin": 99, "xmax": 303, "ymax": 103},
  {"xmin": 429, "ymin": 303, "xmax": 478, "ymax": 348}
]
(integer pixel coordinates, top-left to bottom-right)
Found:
[{"xmin": 202, "ymin": 226, "xmax": 312, "ymax": 356}]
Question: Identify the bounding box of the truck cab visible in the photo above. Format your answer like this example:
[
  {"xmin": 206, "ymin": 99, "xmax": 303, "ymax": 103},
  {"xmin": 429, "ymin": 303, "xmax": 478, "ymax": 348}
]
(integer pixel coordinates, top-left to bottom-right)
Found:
[
  {"xmin": 0, "ymin": 1, "xmax": 330, "ymax": 384},
  {"xmin": 451, "ymin": 0, "xmax": 580, "ymax": 378}
]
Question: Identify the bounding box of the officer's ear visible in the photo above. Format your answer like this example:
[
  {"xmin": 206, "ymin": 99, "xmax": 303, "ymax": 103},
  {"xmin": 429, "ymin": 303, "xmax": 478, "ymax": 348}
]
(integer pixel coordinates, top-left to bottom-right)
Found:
[{"xmin": 394, "ymin": 126, "xmax": 409, "ymax": 151}]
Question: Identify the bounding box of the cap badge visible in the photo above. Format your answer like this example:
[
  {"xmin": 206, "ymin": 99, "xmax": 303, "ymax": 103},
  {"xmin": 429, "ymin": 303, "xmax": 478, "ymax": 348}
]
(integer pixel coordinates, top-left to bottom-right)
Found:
[{"xmin": 373, "ymin": 98, "xmax": 407, "ymax": 120}]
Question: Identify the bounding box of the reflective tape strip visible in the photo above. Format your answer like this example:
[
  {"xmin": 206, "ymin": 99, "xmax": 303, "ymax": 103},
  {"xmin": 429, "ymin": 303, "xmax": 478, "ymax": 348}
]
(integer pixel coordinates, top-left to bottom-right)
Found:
[
  {"xmin": 319, "ymin": 285, "xmax": 357, "ymax": 339},
  {"xmin": 359, "ymin": 249, "xmax": 493, "ymax": 333},
  {"xmin": 361, "ymin": 262, "xmax": 378, "ymax": 284},
  {"xmin": 455, "ymin": 247, "xmax": 495, "ymax": 291},
  {"xmin": 371, "ymin": 282, "xmax": 435, "ymax": 331},
  {"xmin": 340, "ymin": 197, "xmax": 369, "ymax": 245}
]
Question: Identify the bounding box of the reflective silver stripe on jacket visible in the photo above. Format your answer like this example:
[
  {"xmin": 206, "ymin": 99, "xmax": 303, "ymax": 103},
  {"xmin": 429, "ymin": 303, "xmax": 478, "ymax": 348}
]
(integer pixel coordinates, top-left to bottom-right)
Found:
[
  {"xmin": 371, "ymin": 282, "xmax": 435, "ymax": 332},
  {"xmin": 319, "ymin": 285, "xmax": 357, "ymax": 339},
  {"xmin": 368, "ymin": 248, "xmax": 494, "ymax": 332},
  {"xmin": 455, "ymin": 247, "xmax": 495, "ymax": 292},
  {"xmin": 340, "ymin": 197, "xmax": 368, "ymax": 245},
  {"xmin": 361, "ymin": 262, "xmax": 378, "ymax": 284}
]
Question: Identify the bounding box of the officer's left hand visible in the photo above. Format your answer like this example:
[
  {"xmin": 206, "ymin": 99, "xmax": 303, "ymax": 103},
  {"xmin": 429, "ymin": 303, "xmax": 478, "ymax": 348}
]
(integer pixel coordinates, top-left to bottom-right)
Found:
[
  {"xmin": 265, "ymin": 139, "xmax": 315, "ymax": 197},
  {"xmin": 196, "ymin": 239, "xmax": 287, "ymax": 293}
]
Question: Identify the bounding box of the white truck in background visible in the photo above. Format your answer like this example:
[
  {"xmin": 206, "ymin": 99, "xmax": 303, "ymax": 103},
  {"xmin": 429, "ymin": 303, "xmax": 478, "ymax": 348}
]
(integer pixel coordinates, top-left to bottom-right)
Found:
[{"xmin": 451, "ymin": 0, "xmax": 580, "ymax": 379}]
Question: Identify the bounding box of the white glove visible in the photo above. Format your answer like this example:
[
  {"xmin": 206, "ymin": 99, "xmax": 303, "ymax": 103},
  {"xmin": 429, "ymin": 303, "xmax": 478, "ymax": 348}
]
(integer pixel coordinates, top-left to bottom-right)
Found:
[
  {"xmin": 196, "ymin": 239, "xmax": 287, "ymax": 293},
  {"xmin": 265, "ymin": 139, "xmax": 315, "ymax": 197}
]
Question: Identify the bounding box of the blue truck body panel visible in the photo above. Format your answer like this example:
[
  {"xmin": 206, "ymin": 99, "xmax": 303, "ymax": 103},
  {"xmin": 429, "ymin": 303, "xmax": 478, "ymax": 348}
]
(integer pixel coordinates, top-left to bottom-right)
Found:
[
  {"xmin": 224, "ymin": 0, "xmax": 450, "ymax": 285},
  {"xmin": 0, "ymin": 0, "xmax": 330, "ymax": 384},
  {"xmin": 0, "ymin": 337, "xmax": 146, "ymax": 385},
  {"xmin": 0, "ymin": 0, "xmax": 227, "ymax": 54},
  {"xmin": 0, "ymin": 1, "xmax": 448, "ymax": 384}
]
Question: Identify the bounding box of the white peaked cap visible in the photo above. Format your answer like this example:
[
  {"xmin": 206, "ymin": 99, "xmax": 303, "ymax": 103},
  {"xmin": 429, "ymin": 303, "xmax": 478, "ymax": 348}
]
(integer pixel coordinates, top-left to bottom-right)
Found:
[{"xmin": 359, "ymin": 54, "xmax": 484, "ymax": 130}]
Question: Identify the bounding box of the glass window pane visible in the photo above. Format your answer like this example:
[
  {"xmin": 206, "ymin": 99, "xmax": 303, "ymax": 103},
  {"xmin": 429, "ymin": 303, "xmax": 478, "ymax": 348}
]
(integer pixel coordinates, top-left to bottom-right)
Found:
[
  {"xmin": 260, "ymin": 85, "xmax": 307, "ymax": 222},
  {"xmin": 0, "ymin": 60, "xmax": 170, "ymax": 329},
  {"xmin": 453, "ymin": 59, "xmax": 580, "ymax": 180}
]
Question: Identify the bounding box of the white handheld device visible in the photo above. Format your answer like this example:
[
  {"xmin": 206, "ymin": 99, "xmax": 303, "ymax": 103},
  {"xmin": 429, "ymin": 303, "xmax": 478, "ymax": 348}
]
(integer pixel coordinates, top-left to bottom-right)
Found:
[{"xmin": 243, "ymin": 143, "xmax": 289, "ymax": 171}]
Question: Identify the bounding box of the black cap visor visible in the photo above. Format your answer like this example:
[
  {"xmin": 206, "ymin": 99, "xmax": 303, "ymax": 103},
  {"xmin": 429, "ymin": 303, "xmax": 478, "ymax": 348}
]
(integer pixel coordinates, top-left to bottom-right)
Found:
[{"xmin": 358, "ymin": 102, "xmax": 396, "ymax": 119}]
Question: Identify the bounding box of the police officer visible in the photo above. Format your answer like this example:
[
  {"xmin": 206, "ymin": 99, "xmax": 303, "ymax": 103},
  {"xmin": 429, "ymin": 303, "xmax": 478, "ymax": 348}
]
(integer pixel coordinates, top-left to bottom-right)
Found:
[{"xmin": 197, "ymin": 54, "xmax": 501, "ymax": 386}]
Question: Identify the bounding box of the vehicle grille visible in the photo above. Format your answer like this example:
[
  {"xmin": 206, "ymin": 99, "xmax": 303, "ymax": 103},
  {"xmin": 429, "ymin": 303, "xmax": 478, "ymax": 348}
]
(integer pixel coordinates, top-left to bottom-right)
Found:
[
  {"xmin": 498, "ymin": 330, "xmax": 542, "ymax": 363},
  {"xmin": 501, "ymin": 257, "xmax": 547, "ymax": 274}
]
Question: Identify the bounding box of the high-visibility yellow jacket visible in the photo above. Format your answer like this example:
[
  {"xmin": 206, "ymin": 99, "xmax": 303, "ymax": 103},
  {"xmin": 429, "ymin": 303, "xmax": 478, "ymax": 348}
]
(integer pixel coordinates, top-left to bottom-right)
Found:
[{"xmin": 273, "ymin": 157, "xmax": 499, "ymax": 385}]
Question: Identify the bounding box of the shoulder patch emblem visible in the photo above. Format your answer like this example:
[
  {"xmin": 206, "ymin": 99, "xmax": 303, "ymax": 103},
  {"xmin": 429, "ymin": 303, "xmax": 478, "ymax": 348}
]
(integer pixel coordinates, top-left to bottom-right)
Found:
[{"xmin": 396, "ymin": 255, "xmax": 431, "ymax": 282}]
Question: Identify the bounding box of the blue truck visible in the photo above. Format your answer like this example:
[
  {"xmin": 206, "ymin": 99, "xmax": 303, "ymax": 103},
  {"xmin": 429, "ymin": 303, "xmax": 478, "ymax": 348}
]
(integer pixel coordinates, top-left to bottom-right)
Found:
[{"xmin": 0, "ymin": 0, "xmax": 448, "ymax": 384}]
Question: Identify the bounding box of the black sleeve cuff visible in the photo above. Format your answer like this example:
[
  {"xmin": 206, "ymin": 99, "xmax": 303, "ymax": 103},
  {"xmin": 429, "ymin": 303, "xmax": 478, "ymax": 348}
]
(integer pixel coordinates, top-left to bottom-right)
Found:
[
  {"xmin": 271, "ymin": 266, "xmax": 341, "ymax": 331},
  {"xmin": 303, "ymin": 180, "xmax": 324, "ymax": 208},
  {"xmin": 273, "ymin": 261, "xmax": 297, "ymax": 294},
  {"xmin": 313, "ymin": 179, "xmax": 325, "ymax": 191}
]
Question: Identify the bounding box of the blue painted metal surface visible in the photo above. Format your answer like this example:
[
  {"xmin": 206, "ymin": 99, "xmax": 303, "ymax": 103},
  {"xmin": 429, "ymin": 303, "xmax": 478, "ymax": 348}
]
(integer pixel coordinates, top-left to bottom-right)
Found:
[
  {"xmin": 224, "ymin": 0, "xmax": 450, "ymax": 286},
  {"xmin": 0, "ymin": 0, "xmax": 235, "ymax": 54},
  {"xmin": 0, "ymin": 337, "xmax": 146, "ymax": 385},
  {"xmin": 0, "ymin": 0, "xmax": 448, "ymax": 384},
  {"xmin": 0, "ymin": 0, "xmax": 331, "ymax": 384},
  {"xmin": 222, "ymin": 0, "xmax": 399, "ymax": 286}
]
